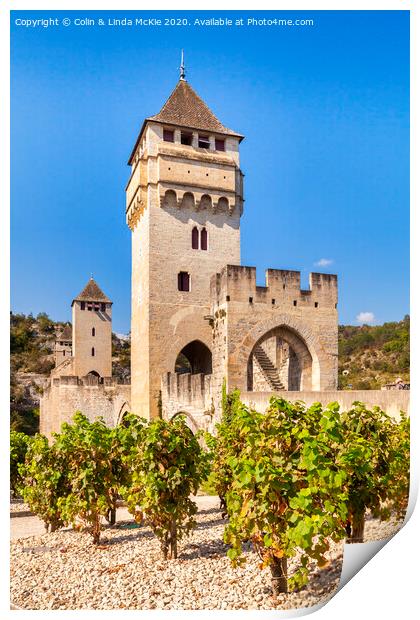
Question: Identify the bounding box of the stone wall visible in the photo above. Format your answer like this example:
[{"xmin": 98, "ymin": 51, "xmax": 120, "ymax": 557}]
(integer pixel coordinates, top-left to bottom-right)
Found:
[
  {"xmin": 161, "ymin": 372, "xmax": 216, "ymax": 433},
  {"xmin": 40, "ymin": 376, "xmax": 131, "ymax": 438},
  {"xmin": 241, "ymin": 390, "xmax": 410, "ymax": 420}
]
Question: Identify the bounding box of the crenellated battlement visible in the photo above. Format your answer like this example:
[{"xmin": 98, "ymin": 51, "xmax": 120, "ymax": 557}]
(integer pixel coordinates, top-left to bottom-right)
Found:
[{"xmin": 211, "ymin": 265, "xmax": 338, "ymax": 308}]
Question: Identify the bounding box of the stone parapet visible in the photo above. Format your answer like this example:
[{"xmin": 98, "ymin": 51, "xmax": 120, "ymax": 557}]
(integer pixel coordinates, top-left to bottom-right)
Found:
[
  {"xmin": 211, "ymin": 265, "xmax": 338, "ymax": 308},
  {"xmin": 241, "ymin": 390, "xmax": 410, "ymax": 420}
]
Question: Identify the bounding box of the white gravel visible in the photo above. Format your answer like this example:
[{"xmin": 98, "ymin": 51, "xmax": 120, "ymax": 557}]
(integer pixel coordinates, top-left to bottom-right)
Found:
[
  {"xmin": 11, "ymin": 497, "xmax": 403, "ymax": 610},
  {"xmin": 11, "ymin": 501, "xmax": 343, "ymax": 610}
]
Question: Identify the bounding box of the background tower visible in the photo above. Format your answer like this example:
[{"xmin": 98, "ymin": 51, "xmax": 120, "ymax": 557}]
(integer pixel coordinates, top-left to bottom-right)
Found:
[
  {"xmin": 126, "ymin": 68, "xmax": 244, "ymax": 419},
  {"xmin": 71, "ymin": 277, "xmax": 112, "ymax": 378},
  {"xmin": 54, "ymin": 324, "xmax": 72, "ymax": 366}
]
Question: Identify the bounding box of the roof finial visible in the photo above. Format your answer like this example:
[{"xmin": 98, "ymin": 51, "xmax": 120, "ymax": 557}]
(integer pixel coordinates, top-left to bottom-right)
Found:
[{"xmin": 180, "ymin": 49, "xmax": 186, "ymax": 81}]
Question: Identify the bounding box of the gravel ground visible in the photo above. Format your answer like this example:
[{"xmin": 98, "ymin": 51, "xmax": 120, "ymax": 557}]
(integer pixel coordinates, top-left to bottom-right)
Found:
[
  {"xmin": 10, "ymin": 498, "xmax": 404, "ymax": 611},
  {"xmin": 10, "ymin": 498, "xmax": 30, "ymax": 514},
  {"xmin": 363, "ymin": 511, "xmax": 403, "ymax": 541},
  {"xmin": 11, "ymin": 502, "xmax": 343, "ymax": 611}
]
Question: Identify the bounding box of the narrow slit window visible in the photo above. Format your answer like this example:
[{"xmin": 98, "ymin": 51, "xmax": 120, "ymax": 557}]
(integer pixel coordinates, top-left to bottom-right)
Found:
[
  {"xmin": 92, "ymin": 327, "xmax": 96, "ymax": 337},
  {"xmin": 314, "ymin": 302, "xmax": 319, "ymax": 308},
  {"xmin": 249, "ymin": 297, "xmax": 253, "ymax": 304},
  {"xmin": 293, "ymin": 300, "xmax": 297, "ymax": 307},
  {"xmin": 181, "ymin": 131, "xmax": 193, "ymax": 146},
  {"xmin": 215, "ymin": 139, "xmax": 225, "ymax": 151},
  {"xmin": 192, "ymin": 227, "xmax": 199, "ymax": 249},
  {"xmin": 198, "ymin": 135, "xmax": 210, "ymax": 149},
  {"xmin": 200, "ymin": 228, "xmax": 208, "ymax": 251},
  {"xmin": 178, "ymin": 271, "xmax": 190, "ymax": 292},
  {"xmin": 81, "ymin": 302, "xmax": 85, "ymax": 311},
  {"xmin": 163, "ymin": 129, "xmax": 175, "ymax": 142},
  {"xmin": 91, "ymin": 347, "xmax": 95, "ymax": 357},
  {"xmin": 101, "ymin": 303, "xmax": 106, "ymax": 312},
  {"xmin": 63, "ymin": 351, "xmax": 65, "ymax": 356}
]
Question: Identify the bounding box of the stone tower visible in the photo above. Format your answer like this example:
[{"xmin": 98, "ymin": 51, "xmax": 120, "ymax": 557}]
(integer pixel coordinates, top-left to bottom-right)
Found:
[
  {"xmin": 126, "ymin": 69, "xmax": 244, "ymax": 419},
  {"xmin": 54, "ymin": 324, "xmax": 72, "ymax": 366},
  {"xmin": 71, "ymin": 278, "xmax": 112, "ymax": 378}
]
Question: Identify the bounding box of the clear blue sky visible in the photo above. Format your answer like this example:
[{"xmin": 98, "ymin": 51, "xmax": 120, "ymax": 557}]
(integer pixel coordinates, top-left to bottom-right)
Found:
[{"xmin": 11, "ymin": 10, "xmax": 409, "ymax": 334}]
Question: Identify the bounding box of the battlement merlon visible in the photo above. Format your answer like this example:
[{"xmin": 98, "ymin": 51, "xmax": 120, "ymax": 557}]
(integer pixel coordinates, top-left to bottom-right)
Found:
[{"xmin": 210, "ymin": 265, "xmax": 338, "ymax": 307}]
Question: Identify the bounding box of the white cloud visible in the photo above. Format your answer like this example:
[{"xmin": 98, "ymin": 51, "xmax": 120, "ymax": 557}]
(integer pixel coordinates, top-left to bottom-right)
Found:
[
  {"xmin": 357, "ymin": 312, "xmax": 375, "ymax": 324},
  {"xmin": 314, "ymin": 258, "xmax": 333, "ymax": 267}
]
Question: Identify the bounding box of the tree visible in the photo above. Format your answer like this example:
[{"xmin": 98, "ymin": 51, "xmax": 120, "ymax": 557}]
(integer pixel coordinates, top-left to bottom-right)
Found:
[
  {"xmin": 19, "ymin": 434, "xmax": 69, "ymax": 532},
  {"xmin": 339, "ymin": 402, "xmax": 409, "ymax": 542},
  {"xmin": 106, "ymin": 413, "xmax": 147, "ymax": 524},
  {"xmin": 54, "ymin": 412, "xmax": 117, "ymax": 544},
  {"xmin": 220, "ymin": 397, "xmax": 348, "ymax": 594},
  {"xmin": 122, "ymin": 416, "xmax": 208, "ymax": 560},
  {"xmin": 10, "ymin": 431, "xmax": 31, "ymax": 496}
]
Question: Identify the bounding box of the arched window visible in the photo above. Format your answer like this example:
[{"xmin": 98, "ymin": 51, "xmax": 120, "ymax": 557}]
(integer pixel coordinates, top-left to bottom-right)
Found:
[
  {"xmin": 92, "ymin": 327, "xmax": 95, "ymax": 337},
  {"xmin": 91, "ymin": 347, "xmax": 95, "ymax": 357},
  {"xmin": 200, "ymin": 228, "xmax": 208, "ymax": 251},
  {"xmin": 192, "ymin": 227, "xmax": 199, "ymax": 249}
]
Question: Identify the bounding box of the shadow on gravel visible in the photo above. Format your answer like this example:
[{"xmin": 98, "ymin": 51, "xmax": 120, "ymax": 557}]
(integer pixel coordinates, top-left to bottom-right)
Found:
[
  {"xmin": 196, "ymin": 506, "xmax": 223, "ymax": 516},
  {"xmin": 196, "ymin": 516, "xmax": 226, "ymax": 530},
  {"xmin": 102, "ymin": 529, "xmax": 155, "ymax": 546},
  {"xmin": 10, "ymin": 511, "xmax": 34, "ymax": 519},
  {"xmin": 179, "ymin": 539, "xmax": 230, "ymax": 560},
  {"xmin": 302, "ymin": 555, "xmax": 343, "ymax": 596}
]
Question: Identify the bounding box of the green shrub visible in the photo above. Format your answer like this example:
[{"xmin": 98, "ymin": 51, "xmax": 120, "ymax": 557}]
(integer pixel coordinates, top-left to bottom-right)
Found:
[
  {"xmin": 339, "ymin": 402, "xmax": 409, "ymax": 542},
  {"xmin": 121, "ymin": 416, "xmax": 208, "ymax": 559},
  {"xmin": 54, "ymin": 412, "xmax": 118, "ymax": 544},
  {"xmin": 19, "ymin": 434, "xmax": 69, "ymax": 532},
  {"xmin": 10, "ymin": 431, "xmax": 31, "ymax": 496},
  {"xmin": 220, "ymin": 397, "xmax": 348, "ymax": 594}
]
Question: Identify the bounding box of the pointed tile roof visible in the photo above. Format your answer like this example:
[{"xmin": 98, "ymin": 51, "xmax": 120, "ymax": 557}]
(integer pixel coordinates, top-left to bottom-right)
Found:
[
  {"xmin": 72, "ymin": 278, "xmax": 112, "ymax": 304},
  {"xmin": 57, "ymin": 324, "xmax": 72, "ymax": 341},
  {"xmin": 150, "ymin": 80, "xmax": 241, "ymax": 136},
  {"xmin": 128, "ymin": 79, "xmax": 243, "ymax": 164}
]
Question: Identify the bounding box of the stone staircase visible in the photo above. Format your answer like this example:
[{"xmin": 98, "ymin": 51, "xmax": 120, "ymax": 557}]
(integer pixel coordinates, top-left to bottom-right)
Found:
[{"xmin": 253, "ymin": 345, "xmax": 286, "ymax": 391}]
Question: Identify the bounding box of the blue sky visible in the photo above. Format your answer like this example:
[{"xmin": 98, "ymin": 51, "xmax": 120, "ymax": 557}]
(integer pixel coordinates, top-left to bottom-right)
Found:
[{"xmin": 11, "ymin": 10, "xmax": 409, "ymax": 334}]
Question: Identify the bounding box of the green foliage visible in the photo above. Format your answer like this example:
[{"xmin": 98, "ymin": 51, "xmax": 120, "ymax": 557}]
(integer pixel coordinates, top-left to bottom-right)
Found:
[
  {"xmin": 10, "ymin": 431, "xmax": 32, "ymax": 496},
  {"xmin": 219, "ymin": 397, "xmax": 348, "ymax": 592},
  {"xmin": 387, "ymin": 413, "xmax": 410, "ymax": 519},
  {"xmin": 10, "ymin": 405, "xmax": 39, "ymax": 436},
  {"xmin": 121, "ymin": 416, "xmax": 208, "ymax": 559},
  {"xmin": 211, "ymin": 389, "xmax": 243, "ymax": 512},
  {"xmin": 54, "ymin": 412, "xmax": 118, "ymax": 544},
  {"xmin": 19, "ymin": 434, "xmax": 70, "ymax": 532},
  {"xmin": 339, "ymin": 402, "xmax": 410, "ymax": 538},
  {"xmin": 338, "ymin": 316, "xmax": 410, "ymax": 388},
  {"xmin": 215, "ymin": 393, "xmax": 410, "ymax": 593}
]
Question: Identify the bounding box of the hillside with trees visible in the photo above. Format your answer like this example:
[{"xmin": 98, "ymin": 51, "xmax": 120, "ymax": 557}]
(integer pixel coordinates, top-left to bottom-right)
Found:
[
  {"xmin": 338, "ymin": 316, "xmax": 410, "ymax": 389},
  {"xmin": 10, "ymin": 312, "xmax": 409, "ymax": 434}
]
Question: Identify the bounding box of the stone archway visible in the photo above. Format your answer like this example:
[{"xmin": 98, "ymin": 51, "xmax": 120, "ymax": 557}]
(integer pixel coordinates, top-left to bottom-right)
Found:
[
  {"xmin": 115, "ymin": 402, "xmax": 131, "ymax": 426},
  {"xmin": 170, "ymin": 411, "xmax": 199, "ymax": 434},
  {"xmin": 247, "ymin": 326, "xmax": 313, "ymax": 391},
  {"xmin": 175, "ymin": 340, "xmax": 212, "ymax": 375},
  {"xmin": 233, "ymin": 314, "xmax": 324, "ymax": 392}
]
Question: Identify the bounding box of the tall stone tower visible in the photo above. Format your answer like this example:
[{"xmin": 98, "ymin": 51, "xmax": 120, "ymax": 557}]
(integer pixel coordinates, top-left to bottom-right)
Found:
[
  {"xmin": 126, "ymin": 66, "xmax": 244, "ymax": 419},
  {"xmin": 71, "ymin": 278, "xmax": 112, "ymax": 378}
]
